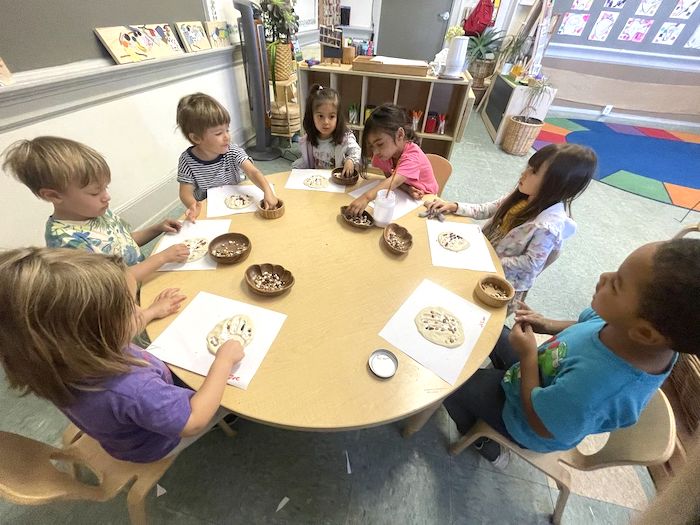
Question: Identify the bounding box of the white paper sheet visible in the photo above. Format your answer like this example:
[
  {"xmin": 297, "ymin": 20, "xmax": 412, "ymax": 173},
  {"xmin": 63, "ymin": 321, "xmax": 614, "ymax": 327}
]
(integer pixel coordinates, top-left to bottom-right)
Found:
[
  {"xmin": 152, "ymin": 219, "xmax": 231, "ymax": 271},
  {"xmin": 379, "ymin": 279, "xmax": 491, "ymax": 385},
  {"xmin": 206, "ymin": 183, "xmax": 275, "ymax": 218},
  {"xmin": 146, "ymin": 291, "xmax": 287, "ymax": 390},
  {"xmin": 347, "ymin": 180, "xmax": 423, "ymax": 221},
  {"xmin": 372, "ymin": 56, "xmax": 429, "ymax": 67},
  {"xmin": 285, "ymin": 169, "xmax": 346, "ymax": 193},
  {"xmin": 426, "ymin": 219, "xmax": 497, "ymax": 273}
]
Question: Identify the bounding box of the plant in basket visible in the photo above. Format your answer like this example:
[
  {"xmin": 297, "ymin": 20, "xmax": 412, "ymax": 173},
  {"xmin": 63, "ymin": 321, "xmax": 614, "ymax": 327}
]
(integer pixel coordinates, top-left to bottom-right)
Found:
[
  {"xmin": 466, "ymin": 28, "xmax": 505, "ymax": 88},
  {"xmin": 501, "ymin": 76, "xmax": 556, "ymax": 156},
  {"xmin": 261, "ymin": 0, "xmax": 299, "ymax": 86}
]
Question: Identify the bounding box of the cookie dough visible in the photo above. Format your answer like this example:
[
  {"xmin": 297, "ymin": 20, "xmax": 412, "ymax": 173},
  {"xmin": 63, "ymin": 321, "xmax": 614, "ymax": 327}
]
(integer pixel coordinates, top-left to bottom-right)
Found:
[{"xmin": 414, "ymin": 306, "xmax": 464, "ymax": 348}]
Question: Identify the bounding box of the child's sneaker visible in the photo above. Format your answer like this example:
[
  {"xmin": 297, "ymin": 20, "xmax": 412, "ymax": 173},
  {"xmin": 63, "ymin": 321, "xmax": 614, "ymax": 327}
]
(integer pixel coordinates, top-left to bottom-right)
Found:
[
  {"xmin": 491, "ymin": 448, "xmax": 511, "ymax": 470},
  {"xmin": 473, "ymin": 438, "xmax": 511, "ymax": 469}
]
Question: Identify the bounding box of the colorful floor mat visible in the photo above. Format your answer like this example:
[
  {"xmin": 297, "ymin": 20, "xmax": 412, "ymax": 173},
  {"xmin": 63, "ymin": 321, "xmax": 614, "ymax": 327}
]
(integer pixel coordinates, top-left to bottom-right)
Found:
[{"xmin": 533, "ymin": 118, "xmax": 700, "ymax": 210}]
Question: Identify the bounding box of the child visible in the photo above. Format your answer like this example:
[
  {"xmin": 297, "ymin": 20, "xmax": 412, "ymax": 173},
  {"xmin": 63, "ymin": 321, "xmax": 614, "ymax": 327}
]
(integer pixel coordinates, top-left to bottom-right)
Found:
[
  {"xmin": 3, "ymin": 136, "xmax": 189, "ymax": 284},
  {"xmin": 292, "ymin": 84, "xmax": 361, "ymax": 175},
  {"xmin": 0, "ymin": 247, "xmax": 245, "ymax": 463},
  {"xmin": 444, "ymin": 238, "xmax": 700, "ymax": 466},
  {"xmin": 426, "ymin": 143, "xmax": 597, "ymax": 302},
  {"xmin": 346, "ymin": 104, "xmax": 438, "ymax": 216},
  {"xmin": 176, "ymin": 93, "xmax": 278, "ymax": 222}
]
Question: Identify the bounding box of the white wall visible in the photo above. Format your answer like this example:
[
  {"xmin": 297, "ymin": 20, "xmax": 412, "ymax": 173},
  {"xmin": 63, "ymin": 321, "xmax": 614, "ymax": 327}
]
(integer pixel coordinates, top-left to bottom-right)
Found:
[{"xmin": 0, "ymin": 50, "xmax": 253, "ymax": 249}]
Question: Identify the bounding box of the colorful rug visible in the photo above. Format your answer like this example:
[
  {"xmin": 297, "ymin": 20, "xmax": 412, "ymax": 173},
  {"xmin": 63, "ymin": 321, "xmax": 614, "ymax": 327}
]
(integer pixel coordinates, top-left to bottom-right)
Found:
[{"xmin": 533, "ymin": 118, "xmax": 700, "ymax": 210}]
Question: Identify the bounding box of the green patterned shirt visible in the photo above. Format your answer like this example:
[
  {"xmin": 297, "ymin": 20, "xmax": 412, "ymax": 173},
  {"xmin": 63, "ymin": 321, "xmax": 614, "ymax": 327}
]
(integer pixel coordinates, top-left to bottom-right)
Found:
[{"xmin": 45, "ymin": 209, "xmax": 144, "ymax": 266}]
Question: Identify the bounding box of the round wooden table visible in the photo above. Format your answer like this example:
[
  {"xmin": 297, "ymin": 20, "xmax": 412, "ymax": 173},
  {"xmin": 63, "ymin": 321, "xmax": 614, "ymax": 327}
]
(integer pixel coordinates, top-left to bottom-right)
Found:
[{"xmin": 143, "ymin": 171, "xmax": 506, "ymax": 431}]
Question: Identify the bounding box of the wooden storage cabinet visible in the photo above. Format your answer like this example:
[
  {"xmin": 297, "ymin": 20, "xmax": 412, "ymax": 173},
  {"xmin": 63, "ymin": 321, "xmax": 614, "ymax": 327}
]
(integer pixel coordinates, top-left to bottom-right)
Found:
[{"xmin": 297, "ymin": 63, "xmax": 472, "ymax": 160}]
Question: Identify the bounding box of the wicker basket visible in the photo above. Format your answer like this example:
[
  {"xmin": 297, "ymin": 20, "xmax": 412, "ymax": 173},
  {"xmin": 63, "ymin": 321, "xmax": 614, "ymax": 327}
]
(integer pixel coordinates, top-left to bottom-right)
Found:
[
  {"xmin": 468, "ymin": 59, "xmax": 496, "ymax": 88},
  {"xmin": 668, "ymin": 353, "xmax": 700, "ymax": 432},
  {"xmin": 501, "ymin": 116, "xmax": 544, "ymax": 156},
  {"xmin": 268, "ymin": 41, "xmax": 295, "ymax": 82}
]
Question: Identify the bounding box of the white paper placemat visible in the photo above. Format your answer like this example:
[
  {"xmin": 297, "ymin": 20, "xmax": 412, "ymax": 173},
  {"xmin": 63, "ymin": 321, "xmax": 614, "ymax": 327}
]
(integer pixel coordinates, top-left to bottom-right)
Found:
[
  {"xmin": 152, "ymin": 219, "xmax": 231, "ymax": 271},
  {"xmin": 426, "ymin": 219, "xmax": 497, "ymax": 273},
  {"xmin": 379, "ymin": 279, "xmax": 491, "ymax": 385},
  {"xmin": 285, "ymin": 169, "xmax": 346, "ymax": 193},
  {"xmin": 348, "ymin": 180, "xmax": 423, "ymax": 221},
  {"xmin": 147, "ymin": 291, "xmax": 287, "ymax": 390},
  {"xmin": 206, "ymin": 183, "xmax": 275, "ymax": 218}
]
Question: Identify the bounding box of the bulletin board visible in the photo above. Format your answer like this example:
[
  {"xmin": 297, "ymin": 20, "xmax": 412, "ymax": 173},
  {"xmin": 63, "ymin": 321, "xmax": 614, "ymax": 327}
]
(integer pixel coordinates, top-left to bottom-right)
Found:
[{"xmin": 550, "ymin": 0, "xmax": 700, "ymax": 59}]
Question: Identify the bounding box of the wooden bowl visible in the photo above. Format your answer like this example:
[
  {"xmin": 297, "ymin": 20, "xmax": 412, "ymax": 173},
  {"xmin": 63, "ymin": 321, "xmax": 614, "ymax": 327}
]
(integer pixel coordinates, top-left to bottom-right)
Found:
[
  {"xmin": 340, "ymin": 206, "xmax": 374, "ymax": 229},
  {"xmin": 475, "ymin": 275, "xmax": 515, "ymax": 308},
  {"xmin": 245, "ymin": 263, "xmax": 295, "ymax": 296},
  {"xmin": 208, "ymin": 233, "xmax": 251, "ymax": 264},
  {"xmin": 382, "ymin": 223, "xmax": 413, "ymax": 254},
  {"xmin": 331, "ymin": 167, "xmax": 359, "ymax": 186},
  {"xmin": 257, "ymin": 199, "xmax": 285, "ymax": 219}
]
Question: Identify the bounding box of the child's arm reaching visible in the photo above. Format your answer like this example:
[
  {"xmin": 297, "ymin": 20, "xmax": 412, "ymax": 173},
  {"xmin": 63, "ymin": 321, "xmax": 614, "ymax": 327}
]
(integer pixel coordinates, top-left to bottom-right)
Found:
[
  {"xmin": 128, "ymin": 245, "xmax": 190, "ymax": 283},
  {"xmin": 131, "ymin": 219, "xmax": 182, "ymax": 246},
  {"xmin": 241, "ymin": 159, "xmax": 278, "ymax": 210},
  {"xmin": 509, "ymin": 323, "xmax": 553, "ymax": 438},
  {"xmin": 137, "ymin": 288, "xmax": 187, "ymax": 328},
  {"xmin": 346, "ymin": 173, "xmax": 408, "ymax": 216},
  {"xmin": 513, "ymin": 301, "xmax": 576, "ymax": 335},
  {"xmin": 179, "ymin": 183, "xmax": 202, "ymax": 223},
  {"xmin": 425, "ymin": 196, "xmax": 506, "ymax": 219},
  {"xmin": 180, "ymin": 340, "xmax": 244, "ymax": 436},
  {"xmin": 342, "ymin": 132, "xmax": 362, "ymax": 176}
]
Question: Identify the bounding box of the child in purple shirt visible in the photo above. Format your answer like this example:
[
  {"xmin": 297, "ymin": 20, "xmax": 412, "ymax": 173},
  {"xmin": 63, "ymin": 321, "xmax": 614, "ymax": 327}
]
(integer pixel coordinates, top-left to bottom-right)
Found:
[{"xmin": 0, "ymin": 248, "xmax": 245, "ymax": 463}]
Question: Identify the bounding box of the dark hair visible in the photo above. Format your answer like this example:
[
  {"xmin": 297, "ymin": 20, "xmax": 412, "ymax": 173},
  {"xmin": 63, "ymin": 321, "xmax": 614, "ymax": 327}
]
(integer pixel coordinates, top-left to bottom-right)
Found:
[
  {"xmin": 639, "ymin": 238, "xmax": 700, "ymax": 355},
  {"xmin": 302, "ymin": 84, "xmax": 348, "ymax": 147},
  {"xmin": 483, "ymin": 143, "xmax": 597, "ymax": 239},
  {"xmin": 360, "ymin": 104, "xmax": 417, "ymax": 174}
]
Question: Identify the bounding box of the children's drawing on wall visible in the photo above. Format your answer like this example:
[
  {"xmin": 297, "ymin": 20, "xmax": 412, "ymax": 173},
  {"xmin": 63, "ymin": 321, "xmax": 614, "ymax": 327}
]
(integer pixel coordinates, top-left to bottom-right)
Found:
[
  {"xmin": 588, "ymin": 11, "xmax": 619, "ymax": 42},
  {"xmin": 95, "ymin": 26, "xmax": 157, "ymax": 65},
  {"xmin": 635, "ymin": 0, "xmax": 662, "ymax": 17},
  {"xmin": 557, "ymin": 12, "xmax": 590, "ymax": 37},
  {"xmin": 618, "ymin": 17, "xmax": 654, "ymax": 43},
  {"xmin": 604, "ymin": 0, "xmax": 626, "ymax": 9},
  {"xmin": 176, "ymin": 22, "xmax": 213, "ymax": 53},
  {"xmin": 136, "ymin": 24, "xmax": 184, "ymax": 57},
  {"xmin": 204, "ymin": 21, "xmax": 233, "ymax": 48},
  {"xmin": 652, "ymin": 22, "xmax": 687, "ymax": 45},
  {"xmin": 684, "ymin": 25, "xmax": 700, "ymax": 48},
  {"xmin": 671, "ymin": 0, "xmax": 700, "ymax": 19},
  {"xmin": 571, "ymin": 0, "xmax": 593, "ymax": 10}
]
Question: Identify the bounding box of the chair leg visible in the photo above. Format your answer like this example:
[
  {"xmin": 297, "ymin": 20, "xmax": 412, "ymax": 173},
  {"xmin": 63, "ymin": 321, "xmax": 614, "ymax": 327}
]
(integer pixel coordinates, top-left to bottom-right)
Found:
[
  {"xmin": 448, "ymin": 424, "xmax": 486, "ymax": 456},
  {"xmin": 551, "ymin": 472, "xmax": 571, "ymax": 525},
  {"xmin": 402, "ymin": 402, "xmax": 441, "ymax": 438},
  {"xmin": 217, "ymin": 419, "xmax": 237, "ymax": 438},
  {"xmin": 126, "ymin": 477, "xmax": 158, "ymax": 525}
]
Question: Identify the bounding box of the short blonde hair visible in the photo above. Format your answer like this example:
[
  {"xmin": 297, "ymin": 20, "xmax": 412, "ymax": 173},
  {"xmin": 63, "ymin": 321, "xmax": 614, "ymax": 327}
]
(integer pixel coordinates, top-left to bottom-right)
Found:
[
  {"xmin": 2, "ymin": 136, "xmax": 110, "ymax": 196},
  {"xmin": 176, "ymin": 93, "xmax": 230, "ymax": 144},
  {"xmin": 0, "ymin": 248, "xmax": 144, "ymax": 407}
]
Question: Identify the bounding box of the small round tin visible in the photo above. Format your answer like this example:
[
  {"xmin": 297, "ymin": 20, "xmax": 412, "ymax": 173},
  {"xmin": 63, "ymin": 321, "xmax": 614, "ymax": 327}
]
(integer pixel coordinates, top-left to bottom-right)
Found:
[{"xmin": 368, "ymin": 349, "xmax": 398, "ymax": 379}]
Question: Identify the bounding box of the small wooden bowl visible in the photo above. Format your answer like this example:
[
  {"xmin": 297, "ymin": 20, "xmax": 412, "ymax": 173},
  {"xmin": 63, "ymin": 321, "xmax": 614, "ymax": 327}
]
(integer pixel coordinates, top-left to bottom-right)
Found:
[
  {"xmin": 382, "ymin": 223, "xmax": 413, "ymax": 254},
  {"xmin": 208, "ymin": 233, "xmax": 251, "ymax": 264},
  {"xmin": 245, "ymin": 263, "xmax": 295, "ymax": 296},
  {"xmin": 257, "ymin": 199, "xmax": 285, "ymax": 219},
  {"xmin": 340, "ymin": 206, "xmax": 374, "ymax": 229},
  {"xmin": 331, "ymin": 167, "xmax": 359, "ymax": 186},
  {"xmin": 475, "ymin": 275, "xmax": 515, "ymax": 308}
]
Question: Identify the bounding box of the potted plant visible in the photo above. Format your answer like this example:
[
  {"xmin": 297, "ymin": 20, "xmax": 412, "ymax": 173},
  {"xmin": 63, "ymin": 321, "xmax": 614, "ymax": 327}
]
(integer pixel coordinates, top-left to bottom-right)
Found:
[
  {"xmin": 467, "ymin": 28, "xmax": 505, "ymax": 88},
  {"xmin": 499, "ymin": 33, "xmax": 532, "ymax": 75},
  {"xmin": 261, "ymin": 0, "xmax": 299, "ymax": 84},
  {"xmin": 501, "ymin": 77, "xmax": 556, "ymax": 156}
]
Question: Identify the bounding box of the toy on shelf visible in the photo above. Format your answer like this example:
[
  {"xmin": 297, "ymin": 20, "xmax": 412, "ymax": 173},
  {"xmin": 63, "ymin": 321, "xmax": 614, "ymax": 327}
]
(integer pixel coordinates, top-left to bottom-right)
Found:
[
  {"xmin": 438, "ymin": 114, "xmax": 446, "ymax": 135},
  {"xmin": 319, "ymin": 25, "xmax": 343, "ymax": 66},
  {"xmin": 411, "ymin": 110, "xmax": 423, "ymax": 131},
  {"xmin": 348, "ymin": 104, "xmax": 360, "ymax": 124}
]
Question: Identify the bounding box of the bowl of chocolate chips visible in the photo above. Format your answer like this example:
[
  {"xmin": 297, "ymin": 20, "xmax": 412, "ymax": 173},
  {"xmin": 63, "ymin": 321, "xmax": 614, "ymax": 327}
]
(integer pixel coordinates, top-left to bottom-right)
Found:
[
  {"xmin": 244, "ymin": 263, "xmax": 295, "ymax": 296},
  {"xmin": 208, "ymin": 233, "xmax": 251, "ymax": 264}
]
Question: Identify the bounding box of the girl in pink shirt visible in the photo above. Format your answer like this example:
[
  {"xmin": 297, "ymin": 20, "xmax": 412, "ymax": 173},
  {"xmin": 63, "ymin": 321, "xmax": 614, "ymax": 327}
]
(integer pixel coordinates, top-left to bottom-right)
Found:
[{"xmin": 347, "ymin": 104, "xmax": 438, "ymax": 216}]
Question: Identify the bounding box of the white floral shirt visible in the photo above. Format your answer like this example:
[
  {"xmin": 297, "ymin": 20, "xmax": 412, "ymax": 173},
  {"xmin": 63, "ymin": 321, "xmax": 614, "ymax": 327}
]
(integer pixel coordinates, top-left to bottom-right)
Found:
[{"xmin": 456, "ymin": 198, "xmax": 576, "ymax": 291}]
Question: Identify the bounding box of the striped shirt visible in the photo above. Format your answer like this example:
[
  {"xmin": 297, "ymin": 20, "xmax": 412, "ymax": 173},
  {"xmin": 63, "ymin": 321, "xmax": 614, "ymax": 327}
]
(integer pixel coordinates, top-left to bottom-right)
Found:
[{"xmin": 177, "ymin": 144, "xmax": 249, "ymax": 201}]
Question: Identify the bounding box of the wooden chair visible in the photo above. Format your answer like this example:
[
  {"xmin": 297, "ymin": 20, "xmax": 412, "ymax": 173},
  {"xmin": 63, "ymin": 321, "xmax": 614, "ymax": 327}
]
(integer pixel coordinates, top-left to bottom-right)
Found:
[
  {"xmin": 0, "ymin": 423, "xmax": 178, "ymax": 525},
  {"xmin": 425, "ymin": 153, "xmax": 453, "ymax": 197},
  {"xmin": 449, "ymin": 390, "xmax": 676, "ymax": 525},
  {"xmin": 672, "ymin": 223, "xmax": 700, "ymax": 239}
]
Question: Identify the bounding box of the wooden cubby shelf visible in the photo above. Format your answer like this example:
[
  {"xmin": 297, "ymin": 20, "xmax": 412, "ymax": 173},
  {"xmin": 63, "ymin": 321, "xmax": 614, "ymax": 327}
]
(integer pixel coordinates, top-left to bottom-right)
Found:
[{"xmin": 297, "ymin": 63, "xmax": 473, "ymax": 160}]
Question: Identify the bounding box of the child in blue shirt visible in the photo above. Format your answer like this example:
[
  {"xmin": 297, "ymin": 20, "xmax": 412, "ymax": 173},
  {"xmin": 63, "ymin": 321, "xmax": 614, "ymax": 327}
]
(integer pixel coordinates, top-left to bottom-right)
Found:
[{"xmin": 445, "ymin": 238, "xmax": 700, "ymax": 465}]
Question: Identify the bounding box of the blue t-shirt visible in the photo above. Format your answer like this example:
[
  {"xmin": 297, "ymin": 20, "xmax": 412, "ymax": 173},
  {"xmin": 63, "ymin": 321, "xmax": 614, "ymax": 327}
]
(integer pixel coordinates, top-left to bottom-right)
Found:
[{"xmin": 501, "ymin": 308, "xmax": 676, "ymax": 453}]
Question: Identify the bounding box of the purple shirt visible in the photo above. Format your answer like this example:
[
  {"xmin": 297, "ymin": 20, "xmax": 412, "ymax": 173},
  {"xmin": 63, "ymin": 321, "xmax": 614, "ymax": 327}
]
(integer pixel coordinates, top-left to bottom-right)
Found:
[{"xmin": 61, "ymin": 345, "xmax": 194, "ymax": 463}]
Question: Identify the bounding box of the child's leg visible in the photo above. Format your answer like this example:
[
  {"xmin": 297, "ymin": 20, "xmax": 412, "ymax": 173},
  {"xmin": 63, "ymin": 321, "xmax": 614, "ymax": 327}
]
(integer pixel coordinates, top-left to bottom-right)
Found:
[{"xmin": 489, "ymin": 327, "xmax": 520, "ymax": 370}]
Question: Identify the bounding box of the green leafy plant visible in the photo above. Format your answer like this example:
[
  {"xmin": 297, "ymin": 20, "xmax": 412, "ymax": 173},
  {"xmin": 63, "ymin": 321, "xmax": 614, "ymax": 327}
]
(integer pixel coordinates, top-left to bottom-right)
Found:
[
  {"xmin": 500, "ymin": 33, "xmax": 532, "ymax": 64},
  {"xmin": 519, "ymin": 76, "xmax": 555, "ymax": 123},
  {"xmin": 467, "ymin": 29, "xmax": 506, "ymax": 61},
  {"xmin": 261, "ymin": 0, "xmax": 299, "ymax": 43}
]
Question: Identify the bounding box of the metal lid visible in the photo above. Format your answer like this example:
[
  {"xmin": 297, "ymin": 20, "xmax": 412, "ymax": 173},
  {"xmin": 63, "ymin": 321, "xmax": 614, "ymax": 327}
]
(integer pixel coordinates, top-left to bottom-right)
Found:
[{"xmin": 368, "ymin": 349, "xmax": 398, "ymax": 379}]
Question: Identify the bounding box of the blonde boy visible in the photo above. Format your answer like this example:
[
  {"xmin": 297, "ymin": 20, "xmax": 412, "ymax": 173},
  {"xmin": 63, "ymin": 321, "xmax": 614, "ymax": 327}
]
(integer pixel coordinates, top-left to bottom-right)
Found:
[
  {"xmin": 3, "ymin": 136, "xmax": 189, "ymax": 284},
  {"xmin": 176, "ymin": 93, "xmax": 278, "ymax": 221}
]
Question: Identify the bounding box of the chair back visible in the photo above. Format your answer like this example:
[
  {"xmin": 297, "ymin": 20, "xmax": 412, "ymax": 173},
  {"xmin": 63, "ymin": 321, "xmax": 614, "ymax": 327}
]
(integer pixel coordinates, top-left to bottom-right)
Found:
[
  {"xmin": 672, "ymin": 223, "xmax": 700, "ymax": 239},
  {"xmin": 425, "ymin": 154, "xmax": 453, "ymax": 197},
  {"xmin": 564, "ymin": 389, "xmax": 676, "ymax": 470}
]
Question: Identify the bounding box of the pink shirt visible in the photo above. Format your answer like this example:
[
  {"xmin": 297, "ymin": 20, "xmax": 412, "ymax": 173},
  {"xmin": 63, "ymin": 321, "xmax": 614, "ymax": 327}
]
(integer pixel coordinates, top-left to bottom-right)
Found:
[{"xmin": 372, "ymin": 142, "xmax": 438, "ymax": 195}]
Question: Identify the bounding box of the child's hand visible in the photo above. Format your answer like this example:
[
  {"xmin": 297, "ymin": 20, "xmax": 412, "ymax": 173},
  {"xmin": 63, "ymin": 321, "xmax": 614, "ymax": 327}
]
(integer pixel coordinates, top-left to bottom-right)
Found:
[
  {"xmin": 425, "ymin": 199, "xmax": 458, "ymax": 214},
  {"xmin": 146, "ymin": 288, "xmax": 187, "ymax": 320},
  {"xmin": 158, "ymin": 218, "xmax": 182, "ymax": 234},
  {"xmin": 509, "ymin": 322, "xmax": 537, "ymax": 357},
  {"xmin": 262, "ymin": 192, "xmax": 279, "ymax": 210},
  {"xmin": 162, "ymin": 243, "xmax": 190, "ymax": 264},
  {"xmin": 217, "ymin": 339, "xmax": 245, "ymax": 364},
  {"xmin": 342, "ymin": 158, "xmax": 355, "ymax": 177},
  {"xmin": 406, "ymin": 186, "xmax": 424, "ymax": 200},
  {"xmin": 185, "ymin": 202, "xmax": 202, "ymax": 223},
  {"xmin": 513, "ymin": 301, "xmax": 548, "ymax": 333},
  {"xmin": 346, "ymin": 195, "xmax": 369, "ymax": 216}
]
